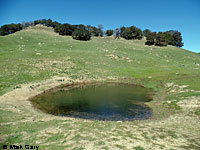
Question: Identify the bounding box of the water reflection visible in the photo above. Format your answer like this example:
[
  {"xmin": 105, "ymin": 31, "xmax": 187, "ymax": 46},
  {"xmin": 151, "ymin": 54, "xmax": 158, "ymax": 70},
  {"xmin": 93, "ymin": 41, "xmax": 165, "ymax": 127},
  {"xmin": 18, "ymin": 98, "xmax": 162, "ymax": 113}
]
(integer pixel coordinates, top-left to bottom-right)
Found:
[{"xmin": 30, "ymin": 83, "xmax": 153, "ymax": 121}]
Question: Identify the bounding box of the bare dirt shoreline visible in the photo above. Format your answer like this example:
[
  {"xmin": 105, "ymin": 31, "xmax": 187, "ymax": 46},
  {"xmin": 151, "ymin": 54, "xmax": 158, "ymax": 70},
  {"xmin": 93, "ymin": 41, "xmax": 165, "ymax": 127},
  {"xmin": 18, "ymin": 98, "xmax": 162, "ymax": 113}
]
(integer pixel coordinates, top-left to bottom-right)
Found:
[{"xmin": 0, "ymin": 76, "xmax": 200, "ymax": 149}]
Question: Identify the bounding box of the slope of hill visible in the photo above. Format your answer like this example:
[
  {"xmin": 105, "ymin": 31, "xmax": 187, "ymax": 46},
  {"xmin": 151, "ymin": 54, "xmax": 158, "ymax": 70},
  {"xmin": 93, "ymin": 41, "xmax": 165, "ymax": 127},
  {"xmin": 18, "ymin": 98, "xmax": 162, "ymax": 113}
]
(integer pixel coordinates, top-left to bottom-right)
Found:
[
  {"xmin": 0, "ymin": 26, "xmax": 200, "ymax": 149},
  {"xmin": 0, "ymin": 26, "xmax": 199, "ymax": 95}
]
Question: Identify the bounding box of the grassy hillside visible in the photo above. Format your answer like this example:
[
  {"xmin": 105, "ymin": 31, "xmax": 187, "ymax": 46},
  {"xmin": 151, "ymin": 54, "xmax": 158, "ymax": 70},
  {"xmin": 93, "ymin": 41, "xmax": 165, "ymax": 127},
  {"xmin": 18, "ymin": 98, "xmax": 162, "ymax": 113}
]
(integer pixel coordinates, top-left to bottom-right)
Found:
[
  {"xmin": 0, "ymin": 26, "xmax": 200, "ymax": 149},
  {"xmin": 0, "ymin": 25, "xmax": 199, "ymax": 95}
]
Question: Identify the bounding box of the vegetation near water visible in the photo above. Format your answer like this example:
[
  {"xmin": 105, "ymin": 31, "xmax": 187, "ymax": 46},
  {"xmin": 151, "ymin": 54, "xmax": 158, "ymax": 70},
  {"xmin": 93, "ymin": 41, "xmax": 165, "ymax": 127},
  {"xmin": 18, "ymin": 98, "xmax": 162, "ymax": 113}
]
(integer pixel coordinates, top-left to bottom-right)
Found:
[{"xmin": 0, "ymin": 26, "xmax": 200, "ymax": 149}]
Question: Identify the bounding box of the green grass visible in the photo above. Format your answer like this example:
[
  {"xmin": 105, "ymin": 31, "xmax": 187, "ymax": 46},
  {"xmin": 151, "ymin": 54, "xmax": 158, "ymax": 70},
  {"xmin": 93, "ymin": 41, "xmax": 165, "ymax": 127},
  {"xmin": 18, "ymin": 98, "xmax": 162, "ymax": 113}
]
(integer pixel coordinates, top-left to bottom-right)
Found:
[
  {"xmin": 195, "ymin": 108, "xmax": 200, "ymax": 116},
  {"xmin": 0, "ymin": 25, "xmax": 200, "ymax": 149},
  {"xmin": 134, "ymin": 146, "xmax": 145, "ymax": 150},
  {"xmin": 0, "ymin": 26, "xmax": 199, "ymax": 95}
]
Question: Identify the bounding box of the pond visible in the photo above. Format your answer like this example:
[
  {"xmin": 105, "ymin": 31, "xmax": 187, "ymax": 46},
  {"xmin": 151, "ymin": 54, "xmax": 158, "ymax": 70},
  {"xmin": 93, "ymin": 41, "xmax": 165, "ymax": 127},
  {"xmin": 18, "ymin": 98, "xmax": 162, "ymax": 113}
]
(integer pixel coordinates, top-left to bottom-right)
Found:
[{"xmin": 30, "ymin": 83, "xmax": 154, "ymax": 121}]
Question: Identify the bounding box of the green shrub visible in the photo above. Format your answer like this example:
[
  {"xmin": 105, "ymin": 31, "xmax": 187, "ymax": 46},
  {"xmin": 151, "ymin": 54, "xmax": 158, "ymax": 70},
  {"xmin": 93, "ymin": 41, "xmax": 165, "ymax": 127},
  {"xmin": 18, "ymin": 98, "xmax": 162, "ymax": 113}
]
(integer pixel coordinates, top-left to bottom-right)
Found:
[
  {"xmin": 0, "ymin": 23, "xmax": 22, "ymax": 36},
  {"xmin": 195, "ymin": 108, "xmax": 200, "ymax": 116},
  {"xmin": 172, "ymin": 30, "xmax": 184, "ymax": 47},
  {"xmin": 134, "ymin": 146, "xmax": 145, "ymax": 150},
  {"xmin": 121, "ymin": 26, "xmax": 143, "ymax": 40},
  {"xmin": 155, "ymin": 32, "xmax": 168, "ymax": 46},
  {"xmin": 54, "ymin": 23, "xmax": 74, "ymax": 36},
  {"xmin": 106, "ymin": 29, "xmax": 114, "ymax": 36},
  {"xmin": 145, "ymin": 32, "xmax": 156, "ymax": 46},
  {"xmin": 143, "ymin": 29, "xmax": 151, "ymax": 37},
  {"xmin": 72, "ymin": 28, "xmax": 91, "ymax": 41},
  {"xmin": 164, "ymin": 31, "xmax": 175, "ymax": 46}
]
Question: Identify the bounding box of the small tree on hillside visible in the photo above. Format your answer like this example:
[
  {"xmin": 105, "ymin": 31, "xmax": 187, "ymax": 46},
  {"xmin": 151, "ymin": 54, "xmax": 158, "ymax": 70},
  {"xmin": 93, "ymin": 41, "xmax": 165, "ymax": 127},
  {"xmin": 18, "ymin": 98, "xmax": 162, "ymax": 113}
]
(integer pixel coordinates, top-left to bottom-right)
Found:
[
  {"xmin": 166, "ymin": 30, "xmax": 184, "ymax": 47},
  {"xmin": 34, "ymin": 19, "xmax": 47, "ymax": 26},
  {"xmin": 106, "ymin": 29, "xmax": 114, "ymax": 36},
  {"xmin": 72, "ymin": 28, "xmax": 91, "ymax": 41},
  {"xmin": 0, "ymin": 23, "xmax": 22, "ymax": 36},
  {"xmin": 120, "ymin": 26, "xmax": 126, "ymax": 36},
  {"xmin": 73, "ymin": 24, "xmax": 86, "ymax": 30},
  {"xmin": 145, "ymin": 32, "xmax": 156, "ymax": 46},
  {"xmin": 121, "ymin": 26, "xmax": 143, "ymax": 40},
  {"xmin": 143, "ymin": 29, "xmax": 151, "ymax": 37},
  {"xmin": 164, "ymin": 31, "xmax": 175, "ymax": 46},
  {"xmin": 51, "ymin": 21, "xmax": 61, "ymax": 28},
  {"xmin": 172, "ymin": 31, "xmax": 184, "ymax": 47},
  {"xmin": 133, "ymin": 26, "xmax": 143, "ymax": 40},
  {"xmin": 85, "ymin": 25, "xmax": 100, "ymax": 37},
  {"xmin": 155, "ymin": 32, "xmax": 168, "ymax": 46},
  {"xmin": 0, "ymin": 27, "xmax": 8, "ymax": 35},
  {"xmin": 121, "ymin": 28, "xmax": 132, "ymax": 40},
  {"xmin": 92, "ymin": 27, "xmax": 99, "ymax": 36},
  {"xmin": 97, "ymin": 24, "xmax": 104, "ymax": 37},
  {"xmin": 46, "ymin": 19, "xmax": 53, "ymax": 27},
  {"xmin": 54, "ymin": 23, "xmax": 74, "ymax": 36}
]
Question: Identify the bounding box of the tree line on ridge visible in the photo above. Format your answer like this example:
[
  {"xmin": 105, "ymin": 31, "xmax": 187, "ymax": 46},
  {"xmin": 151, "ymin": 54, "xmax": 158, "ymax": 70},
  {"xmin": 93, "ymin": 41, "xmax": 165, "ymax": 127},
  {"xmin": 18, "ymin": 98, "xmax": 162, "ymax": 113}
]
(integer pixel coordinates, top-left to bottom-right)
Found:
[{"xmin": 0, "ymin": 19, "xmax": 183, "ymax": 47}]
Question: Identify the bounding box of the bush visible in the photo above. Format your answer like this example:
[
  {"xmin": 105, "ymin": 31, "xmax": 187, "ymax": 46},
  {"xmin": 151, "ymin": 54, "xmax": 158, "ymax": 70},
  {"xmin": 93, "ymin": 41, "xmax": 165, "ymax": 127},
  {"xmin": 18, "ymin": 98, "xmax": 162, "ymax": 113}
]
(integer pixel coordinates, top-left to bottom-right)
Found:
[
  {"xmin": 0, "ymin": 29, "xmax": 7, "ymax": 36},
  {"xmin": 50, "ymin": 21, "xmax": 61, "ymax": 28},
  {"xmin": 120, "ymin": 26, "xmax": 126, "ymax": 36},
  {"xmin": 0, "ymin": 23, "xmax": 22, "ymax": 36},
  {"xmin": 91, "ymin": 27, "xmax": 99, "ymax": 36},
  {"xmin": 34, "ymin": 19, "xmax": 48, "ymax": 26},
  {"xmin": 164, "ymin": 30, "xmax": 184, "ymax": 47},
  {"xmin": 72, "ymin": 24, "xmax": 86, "ymax": 30},
  {"xmin": 121, "ymin": 28, "xmax": 132, "ymax": 40},
  {"xmin": 155, "ymin": 32, "xmax": 168, "ymax": 46},
  {"xmin": 106, "ymin": 29, "xmax": 114, "ymax": 36},
  {"xmin": 143, "ymin": 29, "xmax": 151, "ymax": 37},
  {"xmin": 54, "ymin": 23, "xmax": 74, "ymax": 36},
  {"xmin": 145, "ymin": 32, "xmax": 156, "ymax": 46},
  {"xmin": 121, "ymin": 26, "xmax": 143, "ymax": 40},
  {"xmin": 164, "ymin": 31, "xmax": 175, "ymax": 46},
  {"xmin": 33, "ymin": 19, "xmax": 60, "ymax": 28},
  {"xmin": 72, "ymin": 28, "xmax": 91, "ymax": 41},
  {"xmin": 172, "ymin": 31, "xmax": 184, "ymax": 47}
]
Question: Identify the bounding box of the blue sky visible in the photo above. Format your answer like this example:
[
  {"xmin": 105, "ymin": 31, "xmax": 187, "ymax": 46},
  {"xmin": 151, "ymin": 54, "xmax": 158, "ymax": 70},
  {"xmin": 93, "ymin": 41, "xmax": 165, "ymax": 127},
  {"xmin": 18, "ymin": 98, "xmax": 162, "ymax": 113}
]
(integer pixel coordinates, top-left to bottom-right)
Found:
[{"xmin": 0, "ymin": 0, "xmax": 199, "ymax": 53}]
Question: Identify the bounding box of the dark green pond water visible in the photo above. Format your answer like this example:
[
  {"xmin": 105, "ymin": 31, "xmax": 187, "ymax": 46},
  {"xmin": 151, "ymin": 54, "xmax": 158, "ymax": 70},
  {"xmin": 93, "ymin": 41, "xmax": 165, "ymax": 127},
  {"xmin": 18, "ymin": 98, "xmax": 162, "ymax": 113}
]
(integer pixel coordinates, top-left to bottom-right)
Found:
[{"xmin": 30, "ymin": 83, "xmax": 154, "ymax": 121}]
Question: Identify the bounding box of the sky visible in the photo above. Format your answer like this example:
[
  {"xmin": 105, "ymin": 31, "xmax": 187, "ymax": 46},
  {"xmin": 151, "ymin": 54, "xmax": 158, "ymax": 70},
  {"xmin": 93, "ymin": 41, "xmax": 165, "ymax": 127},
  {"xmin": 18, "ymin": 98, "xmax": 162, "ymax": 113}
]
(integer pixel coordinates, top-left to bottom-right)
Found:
[{"xmin": 0, "ymin": 0, "xmax": 199, "ymax": 53}]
